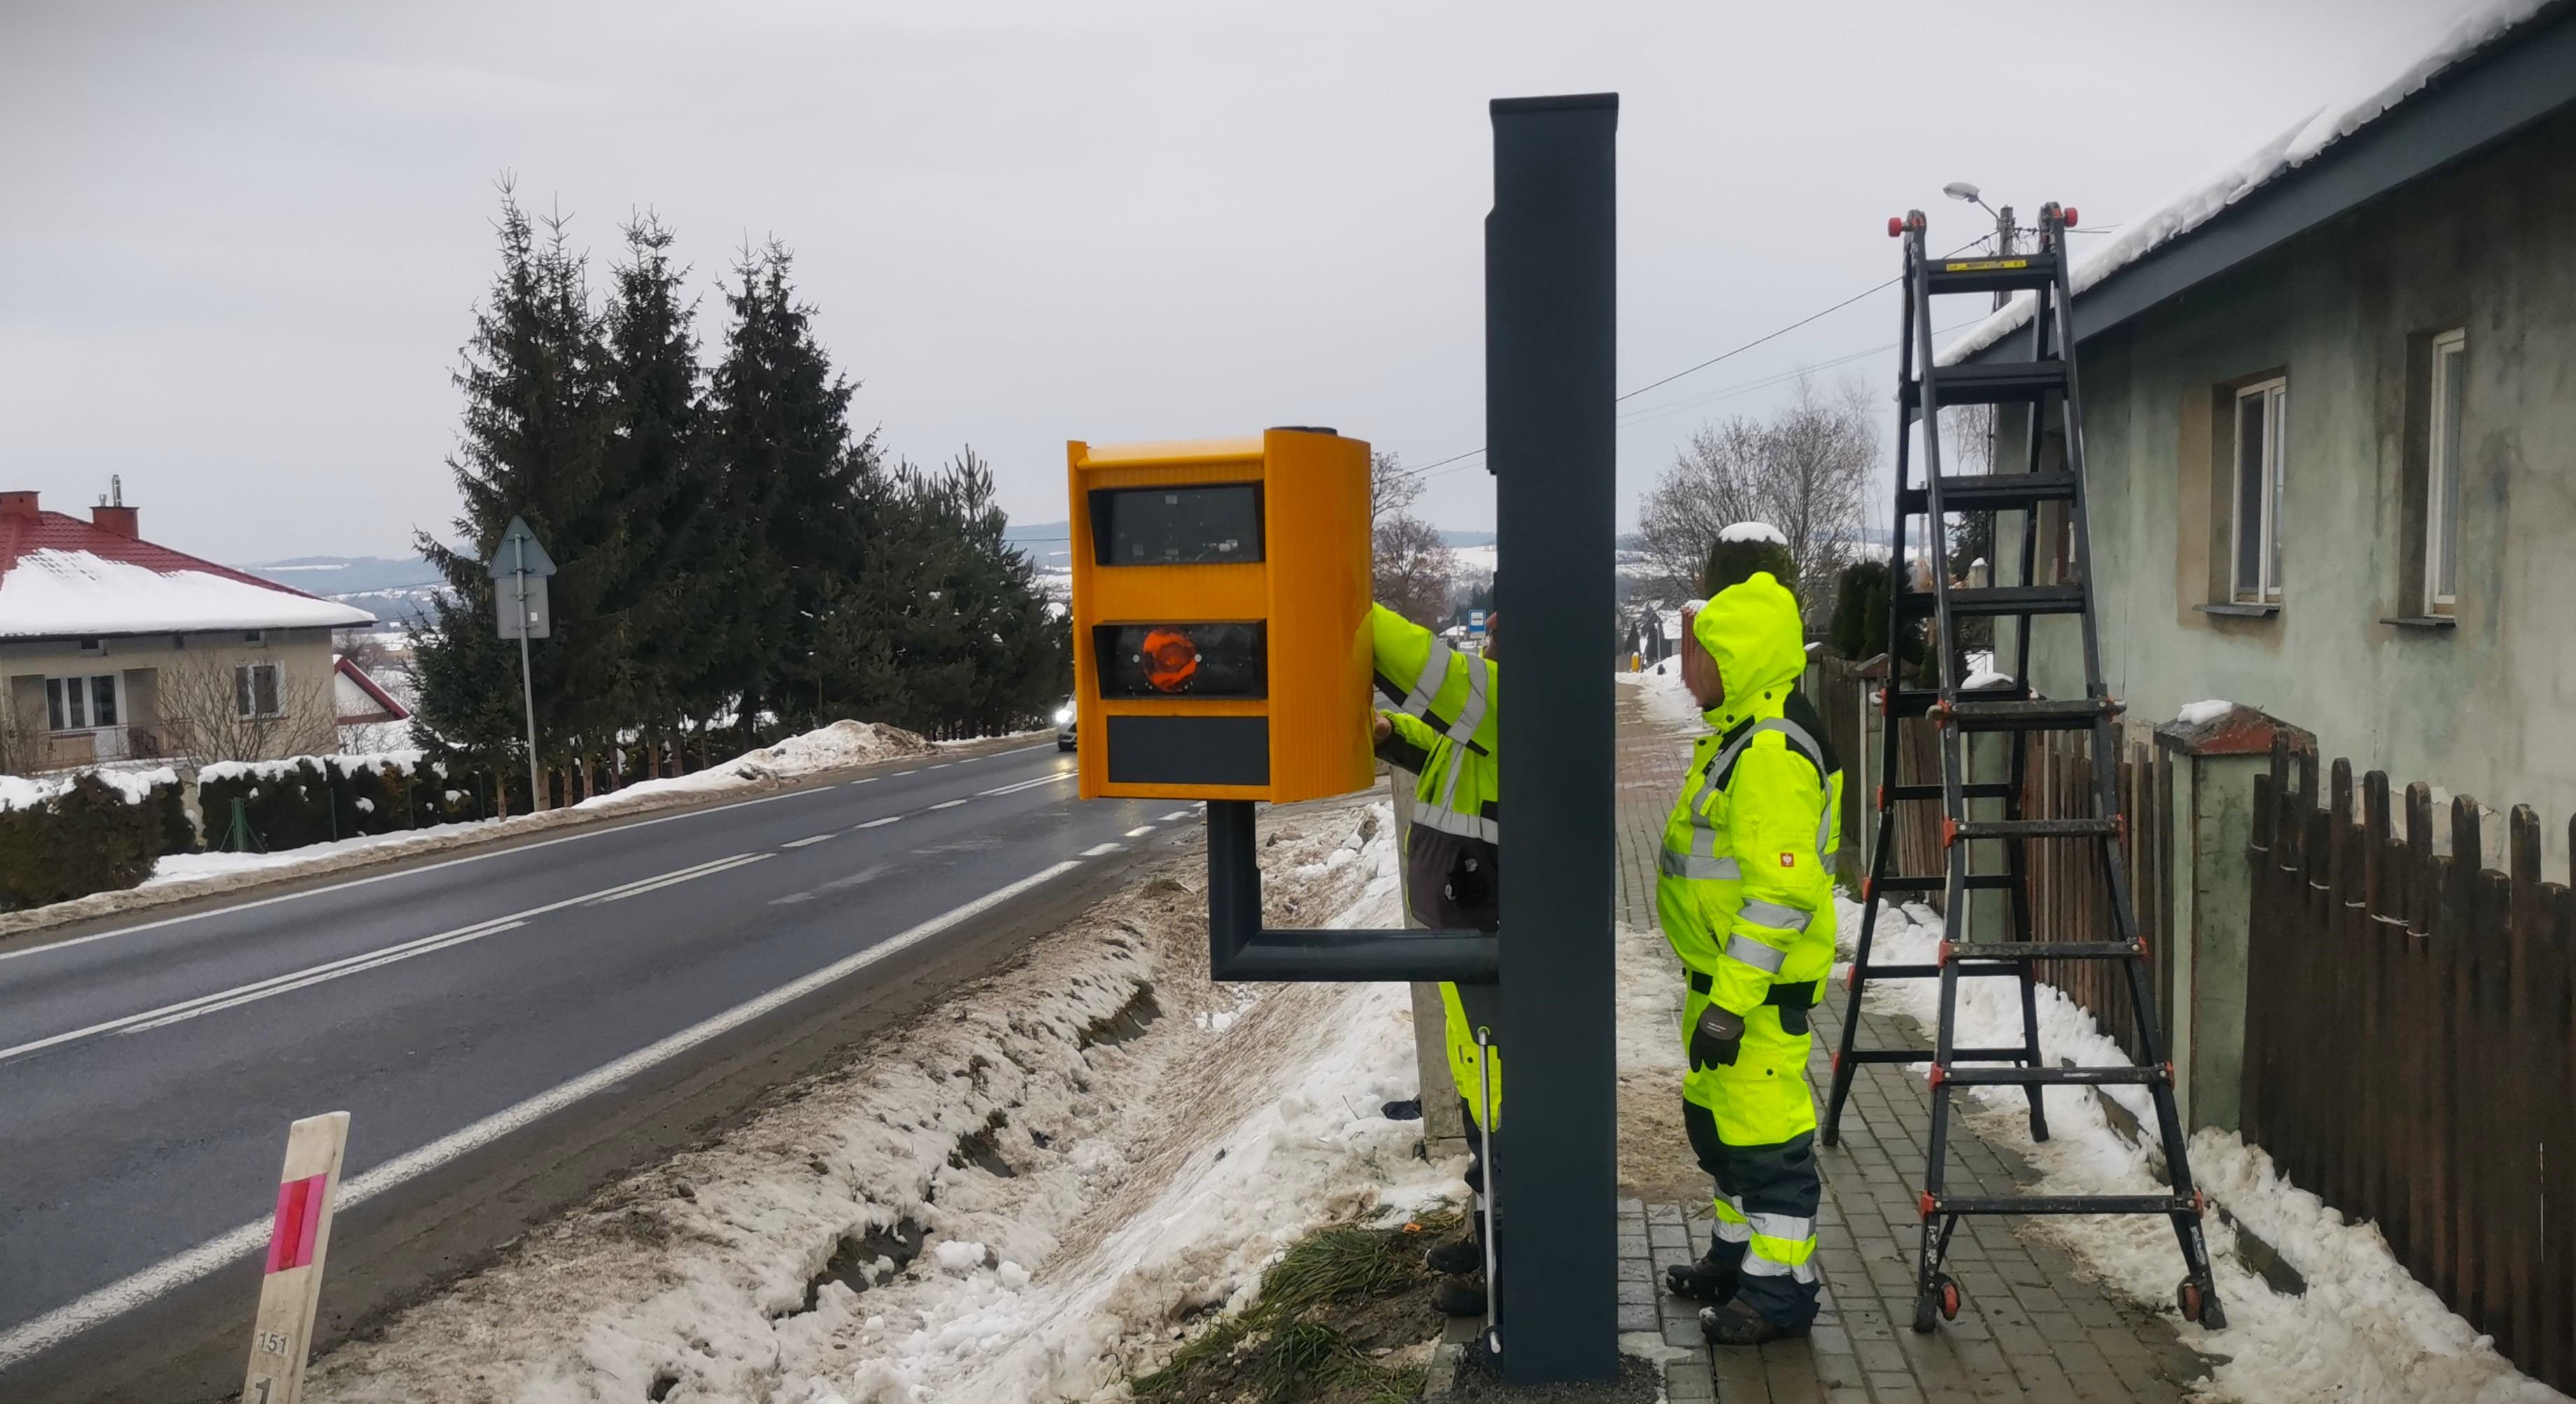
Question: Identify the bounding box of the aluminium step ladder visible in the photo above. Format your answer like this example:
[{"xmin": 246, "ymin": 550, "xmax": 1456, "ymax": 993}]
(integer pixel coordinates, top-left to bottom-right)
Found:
[{"xmin": 1818, "ymin": 204, "xmax": 2225, "ymax": 1333}]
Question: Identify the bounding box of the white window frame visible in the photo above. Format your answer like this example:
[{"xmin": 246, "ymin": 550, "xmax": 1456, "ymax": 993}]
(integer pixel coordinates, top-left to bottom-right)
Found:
[
  {"xmin": 45, "ymin": 674, "xmax": 119, "ymax": 733},
  {"xmin": 2230, "ymin": 379, "xmax": 2288, "ymax": 605},
  {"xmin": 236, "ymin": 661, "xmax": 284, "ymax": 718},
  {"xmin": 2423, "ymin": 330, "xmax": 2465, "ymax": 614}
]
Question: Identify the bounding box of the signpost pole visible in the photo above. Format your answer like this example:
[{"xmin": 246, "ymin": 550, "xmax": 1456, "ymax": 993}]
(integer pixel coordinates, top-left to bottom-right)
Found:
[
  {"xmin": 1489, "ymin": 92, "xmax": 1619, "ymax": 1383},
  {"xmin": 515, "ymin": 537, "xmax": 540, "ymax": 813}
]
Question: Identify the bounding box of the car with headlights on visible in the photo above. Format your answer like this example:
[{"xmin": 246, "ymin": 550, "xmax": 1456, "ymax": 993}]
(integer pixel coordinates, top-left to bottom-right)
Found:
[{"xmin": 1054, "ymin": 698, "xmax": 1076, "ymax": 751}]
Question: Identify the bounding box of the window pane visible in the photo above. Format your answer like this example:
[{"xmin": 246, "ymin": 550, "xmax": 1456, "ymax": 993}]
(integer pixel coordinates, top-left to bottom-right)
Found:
[
  {"xmin": 255, "ymin": 665, "xmax": 280, "ymax": 717},
  {"xmin": 91, "ymin": 675, "xmax": 118, "ymax": 727},
  {"xmin": 2434, "ymin": 345, "xmax": 2464, "ymax": 601},
  {"xmin": 236, "ymin": 665, "xmax": 254, "ymax": 718},
  {"xmin": 46, "ymin": 679, "xmax": 66, "ymax": 732},
  {"xmin": 2269, "ymin": 387, "xmax": 2287, "ymax": 597},
  {"xmin": 2235, "ymin": 393, "xmax": 2267, "ymax": 597},
  {"xmin": 65, "ymin": 677, "xmax": 87, "ymax": 729}
]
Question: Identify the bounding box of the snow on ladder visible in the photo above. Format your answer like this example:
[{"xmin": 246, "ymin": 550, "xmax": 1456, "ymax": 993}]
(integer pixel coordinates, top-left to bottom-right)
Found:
[{"xmin": 1820, "ymin": 204, "xmax": 2226, "ymax": 1333}]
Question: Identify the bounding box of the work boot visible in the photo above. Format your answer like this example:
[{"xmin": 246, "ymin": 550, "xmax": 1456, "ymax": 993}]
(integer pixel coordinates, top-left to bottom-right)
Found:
[
  {"xmin": 1664, "ymin": 1249, "xmax": 1740, "ymax": 1303},
  {"xmin": 1424, "ymin": 1212, "xmax": 1484, "ymax": 1275},
  {"xmin": 1699, "ymin": 1298, "xmax": 1808, "ymax": 1346},
  {"xmin": 1431, "ymin": 1272, "xmax": 1487, "ymax": 1317}
]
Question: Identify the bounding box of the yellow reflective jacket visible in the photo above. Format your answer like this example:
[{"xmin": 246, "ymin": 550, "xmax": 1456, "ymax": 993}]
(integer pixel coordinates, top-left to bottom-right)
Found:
[{"xmin": 1656, "ymin": 574, "xmax": 1843, "ymax": 1019}]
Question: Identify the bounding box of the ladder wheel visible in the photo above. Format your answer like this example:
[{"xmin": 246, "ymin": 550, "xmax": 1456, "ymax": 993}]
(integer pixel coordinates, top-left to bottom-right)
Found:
[
  {"xmin": 2175, "ymin": 1277, "xmax": 2223, "ymax": 1326},
  {"xmin": 1911, "ymin": 1274, "xmax": 1958, "ymax": 1333},
  {"xmin": 1938, "ymin": 1275, "xmax": 1962, "ymax": 1321}
]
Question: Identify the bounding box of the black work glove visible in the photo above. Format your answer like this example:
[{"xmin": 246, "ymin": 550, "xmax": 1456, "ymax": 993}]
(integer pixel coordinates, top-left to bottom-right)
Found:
[{"xmin": 1690, "ymin": 1005, "xmax": 1745, "ymax": 1072}]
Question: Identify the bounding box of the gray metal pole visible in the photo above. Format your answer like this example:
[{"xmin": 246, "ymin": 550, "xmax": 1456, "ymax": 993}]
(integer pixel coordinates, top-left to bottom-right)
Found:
[
  {"xmin": 515, "ymin": 535, "xmax": 540, "ymax": 813},
  {"xmin": 1487, "ymin": 92, "xmax": 1618, "ymax": 1383}
]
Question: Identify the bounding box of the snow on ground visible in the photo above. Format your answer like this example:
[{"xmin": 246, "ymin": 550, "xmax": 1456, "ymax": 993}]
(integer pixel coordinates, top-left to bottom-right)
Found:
[
  {"xmin": 576, "ymin": 721, "xmax": 933, "ymax": 810},
  {"xmin": 1844, "ymin": 898, "xmax": 2566, "ymax": 1403},
  {"xmin": 1941, "ymin": 0, "xmax": 2551, "ymax": 366},
  {"xmin": 303, "ymin": 795, "xmax": 1459, "ymax": 1404},
  {"xmin": 139, "ymin": 823, "xmax": 501, "ymax": 888},
  {"xmin": 1617, "ymin": 660, "xmax": 1711, "ymax": 737}
]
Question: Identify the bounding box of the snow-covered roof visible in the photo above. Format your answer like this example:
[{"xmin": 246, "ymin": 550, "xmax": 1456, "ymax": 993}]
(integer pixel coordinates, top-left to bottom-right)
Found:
[
  {"xmin": 1941, "ymin": 0, "xmax": 2554, "ymax": 366},
  {"xmin": 0, "ymin": 502, "xmax": 375, "ymax": 639}
]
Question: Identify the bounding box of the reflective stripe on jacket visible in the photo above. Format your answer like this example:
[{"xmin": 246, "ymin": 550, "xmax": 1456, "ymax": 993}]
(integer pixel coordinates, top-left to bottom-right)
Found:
[{"xmin": 1655, "ymin": 572, "xmax": 1843, "ymax": 1019}]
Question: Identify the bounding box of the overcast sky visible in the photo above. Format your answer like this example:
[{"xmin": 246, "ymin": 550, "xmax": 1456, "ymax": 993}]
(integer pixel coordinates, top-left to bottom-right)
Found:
[{"xmin": 1, "ymin": 0, "xmax": 2467, "ymax": 565}]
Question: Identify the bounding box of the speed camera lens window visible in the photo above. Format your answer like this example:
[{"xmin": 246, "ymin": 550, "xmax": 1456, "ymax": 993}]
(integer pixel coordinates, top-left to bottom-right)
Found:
[
  {"xmin": 1093, "ymin": 622, "xmax": 1267, "ymax": 698},
  {"xmin": 1089, "ymin": 484, "xmax": 1264, "ymax": 565}
]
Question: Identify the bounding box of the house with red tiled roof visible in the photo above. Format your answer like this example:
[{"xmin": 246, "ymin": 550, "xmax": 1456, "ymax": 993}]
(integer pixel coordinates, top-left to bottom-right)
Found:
[{"xmin": 1, "ymin": 485, "xmax": 376, "ymax": 771}]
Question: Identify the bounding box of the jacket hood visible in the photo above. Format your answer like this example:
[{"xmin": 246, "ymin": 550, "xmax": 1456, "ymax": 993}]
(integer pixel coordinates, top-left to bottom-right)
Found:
[{"xmin": 1692, "ymin": 572, "xmax": 1806, "ymax": 728}]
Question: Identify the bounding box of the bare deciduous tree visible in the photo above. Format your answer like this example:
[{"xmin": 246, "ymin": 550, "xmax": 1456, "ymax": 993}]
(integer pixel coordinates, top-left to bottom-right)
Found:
[
  {"xmin": 1373, "ymin": 512, "xmax": 1457, "ymax": 630},
  {"xmin": 1370, "ymin": 450, "xmax": 1425, "ymax": 525},
  {"xmin": 1636, "ymin": 377, "xmax": 1876, "ymax": 618},
  {"xmin": 155, "ymin": 653, "xmax": 337, "ymax": 764}
]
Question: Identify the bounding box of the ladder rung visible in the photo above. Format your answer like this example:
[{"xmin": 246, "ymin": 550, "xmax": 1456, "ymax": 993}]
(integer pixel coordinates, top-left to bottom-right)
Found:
[
  {"xmin": 1939, "ymin": 1063, "xmax": 2165, "ymax": 1088},
  {"xmin": 1899, "ymin": 471, "xmax": 2079, "ymax": 516},
  {"xmin": 1895, "ymin": 586, "xmax": 2089, "ymax": 618},
  {"xmin": 1880, "ymin": 781, "xmax": 2016, "ymax": 801},
  {"xmin": 1884, "ymin": 688, "xmax": 2026, "ymax": 718},
  {"xmin": 1953, "ymin": 818, "xmax": 2116, "ymax": 840},
  {"xmin": 1838, "ymin": 1046, "xmax": 2033, "ymax": 1063},
  {"xmin": 1922, "ymin": 250, "xmax": 2060, "ymax": 296},
  {"xmin": 1851, "ymin": 962, "xmax": 2034, "ymax": 980},
  {"xmin": 1903, "ymin": 360, "xmax": 2069, "ymax": 414},
  {"xmin": 1947, "ymin": 940, "xmax": 2140, "ymax": 962},
  {"xmin": 1927, "ymin": 1194, "xmax": 2196, "ymax": 1218},
  {"xmin": 1948, "ymin": 697, "xmax": 2118, "ymax": 732},
  {"xmin": 1870, "ymin": 872, "xmax": 2017, "ymax": 891}
]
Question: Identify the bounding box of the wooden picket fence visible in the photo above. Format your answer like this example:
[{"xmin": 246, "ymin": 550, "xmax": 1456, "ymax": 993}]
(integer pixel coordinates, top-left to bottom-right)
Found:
[{"xmin": 2246, "ymin": 739, "xmax": 2576, "ymax": 1391}]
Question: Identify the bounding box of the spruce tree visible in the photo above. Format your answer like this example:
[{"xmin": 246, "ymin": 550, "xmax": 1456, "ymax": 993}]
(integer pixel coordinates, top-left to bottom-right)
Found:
[{"xmin": 411, "ymin": 186, "xmax": 609, "ymax": 792}]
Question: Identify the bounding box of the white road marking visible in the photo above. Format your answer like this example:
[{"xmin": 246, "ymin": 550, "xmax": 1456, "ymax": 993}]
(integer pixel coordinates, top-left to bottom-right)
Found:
[
  {"xmin": 929, "ymin": 763, "xmax": 952, "ymax": 770},
  {"xmin": 928, "ymin": 800, "xmax": 968, "ymax": 811},
  {"xmin": 783, "ymin": 834, "xmax": 837, "ymax": 849},
  {"xmin": 1124, "ymin": 826, "xmax": 1157, "ymax": 838},
  {"xmin": 977, "ymin": 772, "xmax": 1071, "ymax": 798},
  {"xmin": 844, "ymin": 777, "xmax": 879, "ymax": 786},
  {"xmin": 856, "ymin": 816, "xmax": 902, "ymax": 829},
  {"xmin": 0, "ymin": 854, "xmax": 772, "ymax": 1065},
  {"xmin": 1160, "ymin": 809, "xmax": 1194, "ymax": 821},
  {"xmin": 592, "ymin": 853, "xmax": 772, "ymax": 904},
  {"xmin": 0, "ymin": 859, "xmax": 1088, "ymax": 1370},
  {"xmin": 1080, "ymin": 843, "xmax": 1123, "ymax": 857},
  {"xmin": 893, "ymin": 770, "xmax": 918, "ymax": 777}
]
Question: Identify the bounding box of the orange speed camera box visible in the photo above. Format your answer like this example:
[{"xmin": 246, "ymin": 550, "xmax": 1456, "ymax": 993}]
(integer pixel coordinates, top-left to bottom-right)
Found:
[{"xmin": 1068, "ymin": 428, "xmax": 1373, "ymax": 802}]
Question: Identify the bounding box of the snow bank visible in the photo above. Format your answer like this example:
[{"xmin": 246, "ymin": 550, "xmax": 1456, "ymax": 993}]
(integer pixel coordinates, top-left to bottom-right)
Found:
[
  {"xmin": 1618, "ymin": 660, "xmax": 1710, "ymax": 737},
  {"xmin": 577, "ymin": 721, "xmax": 932, "ymax": 810},
  {"xmin": 1844, "ymin": 898, "xmax": 2565, "ymax": 1403},
  {"xmin": 1941, "ymin": 0, "xmax": 2550, "ymax": 367},
  {"xmin": 141, "ymin": 823, "xmax": 501, "ymax": 889},
  {"xmin": 303, "ymin": 795, "xmax": 1448, "ymax": 1404}
]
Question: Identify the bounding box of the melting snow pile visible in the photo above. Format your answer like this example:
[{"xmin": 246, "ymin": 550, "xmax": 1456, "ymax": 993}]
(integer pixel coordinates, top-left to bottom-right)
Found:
[
  {"xmin": 1618, "ymin": 658, "xmax": 1710, "ymax": 736},
  {"xmin": 581, "ymin": 721, "xmax": 935, "ymax": 810},
  {"xmin": 2174, "ymin": 699, "xmax": 2236, "ymax": 728},
  {"xmin": 1844, "ymin": 898, "xmax": 2565, "ymax": 1403},
  {"xmin": 305, "ymin": 796, "xmax": 1457, "ymax": 1404}
]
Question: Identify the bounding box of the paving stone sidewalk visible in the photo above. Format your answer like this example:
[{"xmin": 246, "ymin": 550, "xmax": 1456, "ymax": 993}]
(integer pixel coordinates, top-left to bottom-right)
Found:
[{"xmin": 1612, "ymin": 681, "xmax": 2210, "ymax": 1402}]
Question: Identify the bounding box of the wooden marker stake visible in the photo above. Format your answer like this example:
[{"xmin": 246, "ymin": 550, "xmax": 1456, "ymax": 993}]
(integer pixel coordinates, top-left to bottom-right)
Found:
[{"xmin": 241, "ymin": 1112, "xmax": 350, "ymax": 1404}]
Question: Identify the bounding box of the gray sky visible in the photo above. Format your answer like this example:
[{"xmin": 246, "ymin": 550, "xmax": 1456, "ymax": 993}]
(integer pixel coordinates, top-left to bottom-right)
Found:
[{"xmin": 1, "ymin": 0, "xmax": 2463, "ymax": 564}]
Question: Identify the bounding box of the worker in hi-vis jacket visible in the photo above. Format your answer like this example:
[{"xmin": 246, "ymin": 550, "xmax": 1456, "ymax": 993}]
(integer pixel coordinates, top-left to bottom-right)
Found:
[
  {"xmin": 1366, "ymin": 603, "xmax": 1500, "ymax": 1317},
  {"xmin": 1657, "ymin": 527, "xmax": 1843, "ymax": 1345}
]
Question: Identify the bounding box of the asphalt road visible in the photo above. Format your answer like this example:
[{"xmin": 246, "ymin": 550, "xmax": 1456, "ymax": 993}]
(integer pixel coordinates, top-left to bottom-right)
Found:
[{"xmin": 0, "ymin": 740, "xmax": 1189, "ymax": 1402}]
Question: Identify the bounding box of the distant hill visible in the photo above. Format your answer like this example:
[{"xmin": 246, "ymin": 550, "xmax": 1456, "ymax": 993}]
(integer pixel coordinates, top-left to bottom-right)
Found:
[{"xmin": 236, "ymin": 555, "xmax": 445, "ymax": 628}]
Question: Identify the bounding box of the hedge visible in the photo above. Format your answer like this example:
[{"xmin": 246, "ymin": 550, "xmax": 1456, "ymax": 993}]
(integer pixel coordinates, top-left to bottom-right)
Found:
[{"xmin": 0, "ymin": 774, "xmax": 166, "ymax": 912}]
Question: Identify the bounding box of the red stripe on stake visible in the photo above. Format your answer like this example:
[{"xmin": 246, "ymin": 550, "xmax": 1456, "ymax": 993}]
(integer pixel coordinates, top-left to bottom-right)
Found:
[{"xmin": 264, "ymin": 1175, "xmax": 327, "ymax": 1274}]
